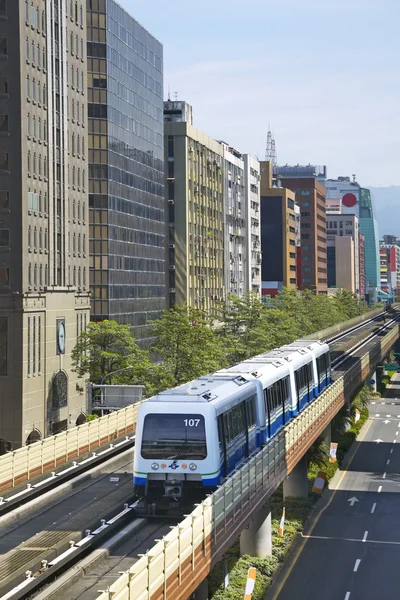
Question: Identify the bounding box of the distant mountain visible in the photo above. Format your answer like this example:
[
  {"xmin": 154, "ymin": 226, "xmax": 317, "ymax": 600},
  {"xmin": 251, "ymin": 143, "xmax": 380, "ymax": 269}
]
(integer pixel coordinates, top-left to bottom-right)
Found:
[{"xmin": 369, "ymin": 186, "xmax": 400, "ymax": 238}]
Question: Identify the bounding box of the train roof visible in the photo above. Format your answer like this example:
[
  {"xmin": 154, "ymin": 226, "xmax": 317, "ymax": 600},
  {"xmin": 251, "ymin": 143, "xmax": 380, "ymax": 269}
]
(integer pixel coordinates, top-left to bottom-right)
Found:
[
  {"xmin": 254, "ymin": 347, "xmax": 313, "ymax": 367},
  {"xmin": 146, "ymin": 374, "xmax": 258, "ymax": 404},
  {"xmin": 283, "ymin": 339, "xmax": 329, "ymax": 353},
  {"xmin": 215, "ymin": 356, "xmax": 290, "ymax": 379}
]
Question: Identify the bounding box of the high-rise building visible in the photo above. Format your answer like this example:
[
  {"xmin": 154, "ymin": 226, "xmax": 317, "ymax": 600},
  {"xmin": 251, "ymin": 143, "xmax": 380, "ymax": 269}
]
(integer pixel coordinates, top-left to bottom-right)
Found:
[
  {"xmin": 359, "ymin": 233, "xmax": 365, "ymax": 298},
  {"xmin": 244, "ymin": 155, "xmax": 261, "ymax": 295},
  {"xmin": 87, "ymin": 0, "xmax": 165, "ymax": 345},
  {"xmin": 220, "ymin": 143, "xmax": 247, "ymax": 297},
  {"xmin": 324, "ymin": 177, "xmax": 380, "ymax": 303},
  {"xmin": 277, "ymin": 165, "xmax": 327, "ymax": 294},
  {"xmin": 259, "ymin": 162, "xmax": 298, "ymax": 296},
  {"xmin": 163, "ymin": 101, "xmax": 260, "ymax": 309},
  {"xmin": 326, "ymin": 214, "xmax": 360, "ymax": 295},
  {"xmin": 164, "ymin": 101, "xmax": 225, "ymax": 311},
  {"xmin": 379, "ymin": 236, "xmax": 400, "ymax": 301},
  {"xmin": 0, "ymin": 1, "xmax": 90, "ymax": 452}
]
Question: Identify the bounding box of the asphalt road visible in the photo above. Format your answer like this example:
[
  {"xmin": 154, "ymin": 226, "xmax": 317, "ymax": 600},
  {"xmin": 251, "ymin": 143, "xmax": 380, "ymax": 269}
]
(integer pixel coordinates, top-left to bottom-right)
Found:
[{"xmin": 267, "ymin": 376, "xmax": 400, "ymax": 600}]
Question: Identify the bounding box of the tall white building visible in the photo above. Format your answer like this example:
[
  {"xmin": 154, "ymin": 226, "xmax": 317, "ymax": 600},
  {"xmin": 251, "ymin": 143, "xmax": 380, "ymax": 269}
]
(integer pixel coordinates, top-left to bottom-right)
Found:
[{"xmin": 243, "ymin": 154, "xmax": 261, "ymax": 295}]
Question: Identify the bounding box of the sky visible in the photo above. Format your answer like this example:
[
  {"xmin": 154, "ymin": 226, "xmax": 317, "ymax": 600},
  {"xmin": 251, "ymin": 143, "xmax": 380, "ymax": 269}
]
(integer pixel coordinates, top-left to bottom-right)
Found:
[{"xmin": 118, "ymin": 0, "xmax": 400, "ymax": 187}]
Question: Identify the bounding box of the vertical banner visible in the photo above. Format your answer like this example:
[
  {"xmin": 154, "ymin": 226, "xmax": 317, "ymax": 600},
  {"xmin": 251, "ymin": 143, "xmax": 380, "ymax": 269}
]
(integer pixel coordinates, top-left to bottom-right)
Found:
[
  {"xmin": 329, "ymin": 442, "xmax": 338, "ymax": 463},
  {"xmin": 278, "ymin": 507, "xmax": 285, "ymax": 537},
  {"xmin": 244, "ymin": 567, "xmax": 256, "ymax": 600},
  {"xmin": 355, "ymin": 409, "xmax": 360, "ymax": 422},
  {"xmin": 312, "ymin": 470, "xmax": 327, "ymax": 494}
]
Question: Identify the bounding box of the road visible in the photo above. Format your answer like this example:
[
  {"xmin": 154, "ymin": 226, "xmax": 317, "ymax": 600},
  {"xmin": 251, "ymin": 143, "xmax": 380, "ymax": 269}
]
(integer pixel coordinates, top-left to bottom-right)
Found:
[{"xmin": 267, "ymin": 375, "xmax": 400, "ymax": 600}]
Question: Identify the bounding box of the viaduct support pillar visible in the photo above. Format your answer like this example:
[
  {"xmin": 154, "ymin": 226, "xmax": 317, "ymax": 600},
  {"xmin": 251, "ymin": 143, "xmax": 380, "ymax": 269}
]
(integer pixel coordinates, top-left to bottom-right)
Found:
[
  {"xmin": 240, "ymin": 505, "xmax": 272, "ymax": 557},
  {"xmin": 321, "ymin": 422, "xmax": 331, "ymax": 447},
  {"xmin": 283, "ymin": 455, "xmax": 308, "ymax": 498},
  {"xmin": 369, "ymin": 370, "xmax": 377, "ymax": 392},
  {"xmin": 194, "ymin": 578, "xmax": 208, "ymax": 600}
]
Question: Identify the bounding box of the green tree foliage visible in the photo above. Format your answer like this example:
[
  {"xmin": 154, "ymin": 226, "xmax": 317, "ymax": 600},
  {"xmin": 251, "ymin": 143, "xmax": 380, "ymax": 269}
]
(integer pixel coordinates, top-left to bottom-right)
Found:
[
  {"xmin": 71, "ymin": 319, "xmax": 171, "ymax": 396},
  {"xmin": 150, "ymin": 304, "xmax": 228, "ymax": 386}
]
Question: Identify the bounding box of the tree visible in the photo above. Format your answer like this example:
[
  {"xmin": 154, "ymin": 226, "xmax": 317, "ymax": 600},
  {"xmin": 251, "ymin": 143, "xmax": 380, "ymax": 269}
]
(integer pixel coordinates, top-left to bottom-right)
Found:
[
  {"xmin": 71, "ymin": 319, "xmax": 150, "ymax": 386},
  {"xmin": 150, "ymin": 304, "xmax": 228, "ymax": 386}
]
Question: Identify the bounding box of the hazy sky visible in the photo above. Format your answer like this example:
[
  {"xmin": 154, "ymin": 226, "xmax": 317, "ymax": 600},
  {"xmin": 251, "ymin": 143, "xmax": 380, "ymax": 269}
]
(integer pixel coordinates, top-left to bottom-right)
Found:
[{"xmin": 118, "ymin": 0, "xmax": 400, "ymax": 187}]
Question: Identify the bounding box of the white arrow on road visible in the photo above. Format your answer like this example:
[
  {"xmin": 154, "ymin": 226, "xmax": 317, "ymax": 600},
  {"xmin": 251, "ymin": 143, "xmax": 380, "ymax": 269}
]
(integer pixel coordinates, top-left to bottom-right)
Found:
[
  {"xmin": 375, "ymin": 439, "xmax": 384, "ymax": 444},
  {"xmin": 348, "ymin": 497, "xmax": 359, "ymax": 507},
  {"xmin": 384, "ymin": 420, "xmax": 391, "ymax": 424}
]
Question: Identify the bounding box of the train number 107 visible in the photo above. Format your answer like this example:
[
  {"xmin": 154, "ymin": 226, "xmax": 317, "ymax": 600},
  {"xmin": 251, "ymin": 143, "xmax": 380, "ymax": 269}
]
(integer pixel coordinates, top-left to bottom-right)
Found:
[{"xmin": 184, "ymin": 418, "xmax": 200, "ymax": 427}]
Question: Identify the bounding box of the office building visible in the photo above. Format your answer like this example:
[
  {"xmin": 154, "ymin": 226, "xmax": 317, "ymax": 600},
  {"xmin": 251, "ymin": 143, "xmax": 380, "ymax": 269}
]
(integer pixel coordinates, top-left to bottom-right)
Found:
[
  {"xmin": 260, "ymin": 162, "xmax": 298, "ymax": 296},
  {"xmin": 164, "ymin": 101, "xmax": 225, "ymax": 312},
  {"xmin": 379, "ymin": 236, "xmax": 400, "ymax": 301},
  {"xmin": 359, "ymin": 233, "xmax": 365, "ymax": 298},
  {"xmin": 244, "ymin": 154, "xmax": 261, "ymax": 295},
  {"xmin": 220, "ymin": 142, "xmax": 247, "ymax": 297},
  {"xmin": 326, "ymin": 214, "xmax": 360, "ymax": 295},
  {"xmin": 87, "ymin": 0, "xmax": 165, "ymax": 345},
  {"xmin": 325, "ymin": 177, "xmax": 380, "ymax": 303},
  {"xmin": 277, "ymin": 165, "xmax": 327, "ymax": 294},
  {"xmin": 0, "ymin": 1, "xmax": 91, "ymax": 452}
]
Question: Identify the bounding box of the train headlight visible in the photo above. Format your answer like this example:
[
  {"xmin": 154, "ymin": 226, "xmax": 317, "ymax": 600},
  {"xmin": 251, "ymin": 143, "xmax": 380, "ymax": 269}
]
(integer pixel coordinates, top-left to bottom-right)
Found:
[
  {"xmin": 151, "ymin": 462, "xmax": 159, "ymax": 470},
  {"xmin": 189, "ymin": 463, "xmax": 197, "ymax": 471}
]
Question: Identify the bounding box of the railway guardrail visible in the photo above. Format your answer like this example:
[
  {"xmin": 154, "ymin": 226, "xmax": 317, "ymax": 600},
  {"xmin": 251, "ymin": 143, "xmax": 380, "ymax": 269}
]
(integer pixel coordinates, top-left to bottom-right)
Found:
[{"xmin": 96, "ymin": 319, "xmax": 400, "ymax": 600}]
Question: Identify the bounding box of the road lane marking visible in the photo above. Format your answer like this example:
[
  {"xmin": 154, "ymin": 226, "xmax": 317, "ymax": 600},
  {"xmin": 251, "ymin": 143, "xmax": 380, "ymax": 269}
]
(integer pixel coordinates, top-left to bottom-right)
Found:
[
  {"xmin": 353, "ymin": 559, "xmax": 361, "ymax": 572},
  {"xmin": 383, "ymin": 472, "xmax": 387, "ymax": 479},
  {"xmin": 387, "ymin": 458, "xmax": 390, "ymax": 464},
  {"xmin": 345, "ymin": 593, "xmax": 351, "ymax": 600},
  {"xmin": 378, "ymin": 485, "xmax": 382, "ymax": 492},
  {"xmin": 396, "ymin": 431, "xmax": 399, "ymax": 436},
  {"xmin": 371, "ymin": 503, "xmax": 376, "ymax": 513},
  {"xmin": 394, "ymin": 440, "xmax": 397, "ymax": 443},
  {"xmin": 302, "ymin": 533, "xmax": 400, "ymax": 547},
  {"xmin": 269, "ymin": 417, "xmax": 374, "ymax": 600},
  {"xmin": 390, "ymin": 449, "xmax": 393, "ymax": 454},
  {"xmin": 362, "ymin": 531, "xmax": 368, "ymax": 542}
]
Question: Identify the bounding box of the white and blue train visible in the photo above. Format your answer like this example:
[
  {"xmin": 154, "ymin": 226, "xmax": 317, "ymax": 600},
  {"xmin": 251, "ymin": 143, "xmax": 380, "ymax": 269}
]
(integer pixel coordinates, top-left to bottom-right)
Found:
[{"xmin": 133, "ymin": 339, "xmax": 331, "ymax": 513}]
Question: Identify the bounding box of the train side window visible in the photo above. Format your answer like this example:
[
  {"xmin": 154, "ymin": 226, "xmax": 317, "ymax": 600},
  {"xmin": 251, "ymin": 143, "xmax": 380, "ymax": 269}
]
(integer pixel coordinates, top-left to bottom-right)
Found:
[{"xmin": 237, "ymin": 403, "xmax": 245, "ymax": 432}]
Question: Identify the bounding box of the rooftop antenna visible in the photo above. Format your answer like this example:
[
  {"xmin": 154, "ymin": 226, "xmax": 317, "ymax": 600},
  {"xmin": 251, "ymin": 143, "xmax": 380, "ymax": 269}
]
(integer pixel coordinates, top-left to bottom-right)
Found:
[
  {"xmin": 167, "ymin": 85, "xmax": 171, "ymax": 101},
  {"xmin": 265, "ymin": 125, "xmax": 277, "ymax": 172},
  {"xmin": 352, "ymin": 173, "xmax": 356, "ymax": 183}
]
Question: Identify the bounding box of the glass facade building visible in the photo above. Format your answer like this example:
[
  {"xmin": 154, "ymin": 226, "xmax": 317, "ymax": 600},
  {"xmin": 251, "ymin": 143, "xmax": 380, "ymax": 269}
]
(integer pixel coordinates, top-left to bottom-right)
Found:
[
  {"xmin": 87, "ymin": 0, "xmax": 165, "ymax": 345},
  {"xmin": 359, "ymin": 188, "xmax": 380, "ymax": 291}
]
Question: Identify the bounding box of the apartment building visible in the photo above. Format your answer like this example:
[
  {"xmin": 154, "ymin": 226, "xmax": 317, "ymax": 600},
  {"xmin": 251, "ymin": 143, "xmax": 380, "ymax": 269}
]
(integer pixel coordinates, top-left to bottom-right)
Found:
[
  {"xmin": 0, "ymin": 1, "xmax": 91, "ymax": 451},
  {"xmin": 164, "ymin": 101, "xmax": 225, "ymax": 312},
  {"xmin": 278, "ymin": 165, "xmax": 327, "ymax": 293},
  {"xmin": 326, "ymin": 214, "xmax": 360, "ymax": 295},
  {"xmin": 259, "ymin": 161, "xmax": 298, "ymax": 296},
  {"xmin": 244, "ymin": 154, "xmax": 261, "ymax": 295},
  {"xmin": 87, "ymin": 0, "xmax": 165, "ymax": 345}
]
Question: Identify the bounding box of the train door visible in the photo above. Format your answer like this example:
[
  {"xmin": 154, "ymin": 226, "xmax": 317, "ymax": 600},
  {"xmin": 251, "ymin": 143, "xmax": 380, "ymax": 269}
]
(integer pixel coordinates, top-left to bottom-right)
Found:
[{"xmin": 218, "ymin": 415, "xmax": 227, "ymax": 478}]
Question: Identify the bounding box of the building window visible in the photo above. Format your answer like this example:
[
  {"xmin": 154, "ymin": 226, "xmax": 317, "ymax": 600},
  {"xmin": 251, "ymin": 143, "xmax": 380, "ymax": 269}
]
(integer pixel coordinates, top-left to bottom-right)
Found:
[
  {"xmin": 0, "ymin": 317, "xmax": 7, "ymax": 376},
  {"xmin": 0, "ymin": 267, "xmax": 9, "ymax": 285},
  {"xmin": 32, "ymin": 315, "xmax": 36, "ymax": 374},
  {"xmin": 0, "ymin": 228, "xmax": 9, "ymax": 247},
  {"xmin": 0, "ymin": 152, "xmax": 9, "ymax": 171},
  {"xmin": 0, "ymin": 37, "xmax": 7, "ymax": 55},
  {"xmin": 26, "ymin": 75, "xmax": 30, "ymax": 98},
  {"xmin": 0, "ymin": 190, "xmax": 9, "ymax": 210},
  {"xmin": 27, "ymin": 315, "xmax": 31, "ymax": 375},
  {"xmin": 25, "ymin": 0, "xmax": 28, "ymax": 21},
  {"xmin": 0, "ymin": 76, "xmax": 8, "ymax": 94},
  {"xmin": 38, "ymin": 316, "xmax": 41, "ymax": 372}
]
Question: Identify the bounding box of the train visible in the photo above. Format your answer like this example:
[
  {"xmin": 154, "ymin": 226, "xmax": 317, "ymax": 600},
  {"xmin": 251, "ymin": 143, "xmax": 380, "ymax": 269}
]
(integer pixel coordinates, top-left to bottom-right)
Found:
[{"xmin": 133, "ymin": 339, "xmax": 331, "ymax": 514}]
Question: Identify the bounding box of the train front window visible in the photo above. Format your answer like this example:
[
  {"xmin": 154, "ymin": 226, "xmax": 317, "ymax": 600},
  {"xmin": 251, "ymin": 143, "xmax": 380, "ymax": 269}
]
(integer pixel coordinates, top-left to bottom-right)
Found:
[{"xmin": 141, "ymin": 414, "xmax": 207, "ymax": 460}]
